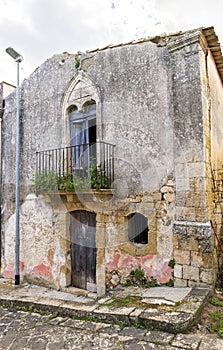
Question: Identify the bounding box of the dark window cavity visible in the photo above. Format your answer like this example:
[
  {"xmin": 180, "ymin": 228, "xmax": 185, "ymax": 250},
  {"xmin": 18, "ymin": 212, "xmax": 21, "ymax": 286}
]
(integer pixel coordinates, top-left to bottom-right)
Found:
[{"xmin": 128, "ymin": 213, "xmax": 148, "ymax": 244}]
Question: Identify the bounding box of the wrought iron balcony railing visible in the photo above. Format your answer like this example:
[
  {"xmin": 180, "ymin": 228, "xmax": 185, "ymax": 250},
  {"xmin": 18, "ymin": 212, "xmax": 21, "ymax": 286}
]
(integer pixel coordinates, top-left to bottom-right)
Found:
[{"xmin": 35, "ymin": 142, "xmax": 115, "ymax": 193}]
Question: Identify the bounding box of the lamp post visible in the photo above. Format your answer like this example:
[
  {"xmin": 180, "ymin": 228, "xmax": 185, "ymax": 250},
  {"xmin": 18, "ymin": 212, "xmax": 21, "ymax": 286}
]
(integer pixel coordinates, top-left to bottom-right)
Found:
[{"xmin": 5, "ymin": 47, "xmax": 23, "ymax": 285}]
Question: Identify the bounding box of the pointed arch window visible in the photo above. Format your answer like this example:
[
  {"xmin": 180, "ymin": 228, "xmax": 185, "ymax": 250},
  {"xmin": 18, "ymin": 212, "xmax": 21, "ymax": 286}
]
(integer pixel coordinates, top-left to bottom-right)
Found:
[{"xmin": 69, "ymin": 101, "xmax": 96, "ymax": 170}]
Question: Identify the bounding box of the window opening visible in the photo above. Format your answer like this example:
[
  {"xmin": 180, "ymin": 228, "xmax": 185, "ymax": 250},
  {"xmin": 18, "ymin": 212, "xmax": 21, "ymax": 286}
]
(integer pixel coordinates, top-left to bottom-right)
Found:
[
  {"xmin": 69, "ymin": 102, "xmax": 96, "ymax": 172},
  {"xmin": 128, "ymin": 213, "xmax": 148, "ymax": 244}
]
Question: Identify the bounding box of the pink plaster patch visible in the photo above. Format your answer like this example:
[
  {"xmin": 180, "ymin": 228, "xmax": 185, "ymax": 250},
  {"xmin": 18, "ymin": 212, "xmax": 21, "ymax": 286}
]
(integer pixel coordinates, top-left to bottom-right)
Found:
[
  {"xmin": 20, "ymin": 261, "xmax": 25, "ymax": 272},
  {"xmin": 143, "ymin": 260, "xmax": 173, "ymax": 284},
  {"xmin": 32, "ymin": 263, "xmax": 53, "ymax": 280},
  {"xmin": 106, "ymin": 251, "xmax": 173, "ymax": 286},
  {"xmin": 106, "ymin": 252, "xmax": 121, "ymax": 272},
  {"xmin": 3, "ymin": 267, "xmax": 14, "ymax": 279},
  {"xmin": 119, "ymin": 255, "xmax": 139, "ymax": 270},
  {"xmin": 140, "ymin": 254, "xmax": 155, "ymax": 265},
  {"xmin": 156, "ymin": 261, "xmax": 173, "ymax": 284},
  {"xmin": 3, "ymin": 261, "xmax": 25, "ymax": 279}
]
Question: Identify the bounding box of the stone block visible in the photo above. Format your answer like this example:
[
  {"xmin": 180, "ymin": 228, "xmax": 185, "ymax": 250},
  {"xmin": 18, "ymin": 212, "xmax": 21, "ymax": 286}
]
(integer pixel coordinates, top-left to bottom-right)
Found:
[
  {"xmin": 188, "ymin": 237, "xmax": 198, "ymax": 251},
  {"xmin": 183, "ymin": 265, "xmax": 199, "ymax": 281},
  {"xmin": 195, "ymin": 207, "xmax": 210, "ymax": 221},
  {"xmin": 185, "ymin": 192, "xmax": 195, "ymax": 207},
  {"xmin": 187, "ymin": 280, "xmax": 210, "ymax": 288},
  {"xmin": 148, "ymin": 230, "xmax": 157, "ymax": 255},
  {"xmin": 176, "ymin": 178, "xmax": 190, "ymax": 192},
  {"xmin": 144, "ymin": 202, "xmax": 155, "ymax": 209},
  {"xmin": 194, "ymin": 178, "xmax": 206, "ymax": 192},
  {"xmin": 175, "ymin": 207, "xmax": 196, "ymax": 221},
  {"xmin": 142, "ymin": 194, "xmax": 154, "ymax": 202},
  {"xmin": 174, "ymin": 250, "xmax": 190, "ymax": 265},
  {"xmin": 214, "ymin": 213, "xmax": 222, "ymax": 225},
  {"xmin": 96, "ymin": 229, "xmax": 106, "ymax": 248},
  {"xmin": 200, "ymin": 268, "xmax": 213, "ymax": 284},
  {"xmin": 187, "ymin": 162, "xmax": 205, "ymax": 178},
  {"xmin": 190, "ymin": 251, "xmax": 203, "ymax": 267},
  {"xmin": 193, "ymin": 193, "xmax": 206, "ymax": 208},
  {"xmin": 174, "ymin": 278, "xmax": 188, "ymax": 287},
  {"xmin": 174, "ymin": 264, "xmax": 183, "ymax": 279},
  {"xmin": 153, "ymin": 192, "xmax": 162, "ymax": 201},
  {"xmin": 172, "ymin": 334, "xmax": 202, "ymax": 349},
  {"xmin": 175, "ymin": 192, "xmax": 186, "ymax": 206},
  {"xmin": 175, "ymin": 163, "xmax": 188, "ymax": 178}
]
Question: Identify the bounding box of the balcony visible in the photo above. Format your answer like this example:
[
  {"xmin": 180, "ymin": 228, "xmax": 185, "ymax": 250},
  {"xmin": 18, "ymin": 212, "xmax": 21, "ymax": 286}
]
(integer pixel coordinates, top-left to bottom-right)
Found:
[{"xmin": 35, "ymin": 142, "xmax": 115, "ymax": 195}]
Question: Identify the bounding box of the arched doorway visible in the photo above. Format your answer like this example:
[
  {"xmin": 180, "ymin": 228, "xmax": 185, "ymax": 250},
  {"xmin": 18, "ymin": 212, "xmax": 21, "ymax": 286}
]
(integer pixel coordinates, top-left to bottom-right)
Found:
[{"xmin": 70, "ymin": 210, "xmax": 97, "ymax": 292}]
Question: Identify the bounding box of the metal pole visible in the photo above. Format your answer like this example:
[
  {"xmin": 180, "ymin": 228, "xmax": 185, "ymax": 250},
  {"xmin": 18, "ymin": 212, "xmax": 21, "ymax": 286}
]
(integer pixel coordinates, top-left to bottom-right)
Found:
[{"xmin": 15, "ymin": 60, "xmax": 20, "ymax": 285}]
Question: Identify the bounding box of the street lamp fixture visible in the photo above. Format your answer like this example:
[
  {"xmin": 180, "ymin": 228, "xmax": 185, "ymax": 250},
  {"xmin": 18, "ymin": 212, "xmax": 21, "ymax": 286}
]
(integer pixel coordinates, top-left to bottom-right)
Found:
[
  {"xmin": 5, "ymin": 47, "xmax": 23, "ymax": 285},
  {"xmin": 5, "ymin": 47, "xmax": 23, "ymax": 63}
]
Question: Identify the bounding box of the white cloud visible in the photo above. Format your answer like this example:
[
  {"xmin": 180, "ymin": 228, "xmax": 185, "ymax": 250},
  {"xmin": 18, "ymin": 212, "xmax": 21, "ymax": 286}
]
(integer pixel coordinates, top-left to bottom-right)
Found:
[{"xmin": 0, "ymin": 0, "xmax": 223, "ymax": 85}]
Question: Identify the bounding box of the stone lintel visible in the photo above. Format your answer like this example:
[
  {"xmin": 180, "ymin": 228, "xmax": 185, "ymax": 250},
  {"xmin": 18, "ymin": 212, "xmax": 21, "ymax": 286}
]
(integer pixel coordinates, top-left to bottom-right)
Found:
[{"xmin": 173, "ymin": 220, "xmax": 211, "ymax": 227}]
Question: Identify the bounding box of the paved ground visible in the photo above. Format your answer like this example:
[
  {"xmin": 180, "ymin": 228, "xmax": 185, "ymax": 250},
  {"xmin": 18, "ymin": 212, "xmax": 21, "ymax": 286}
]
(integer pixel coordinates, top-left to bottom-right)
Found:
[
  {"xmin": 0, "ymin": 280, "xmax": 211, "ymax": 334},
  {"xmin": 0, "ymin": 279, "xmax": 223, "ymax": 349},
  {"xmin": 0, "ymin": 306, "xmax": 223, "ymax": 350}
]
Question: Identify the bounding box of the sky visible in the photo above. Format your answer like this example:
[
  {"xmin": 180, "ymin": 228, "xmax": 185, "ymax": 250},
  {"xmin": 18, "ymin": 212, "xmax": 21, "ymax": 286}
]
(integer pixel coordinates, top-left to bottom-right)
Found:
[{"xmin": 1, "ymin": 0, "xmax": 223, "ymax": 86}]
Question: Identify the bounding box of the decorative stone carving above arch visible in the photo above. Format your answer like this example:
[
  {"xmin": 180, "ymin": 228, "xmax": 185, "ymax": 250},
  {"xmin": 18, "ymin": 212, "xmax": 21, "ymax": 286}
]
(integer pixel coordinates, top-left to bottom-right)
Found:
[
  {"xmin": 60, "ymin": 71, "xmax": 102, "ymax": 147},
  {"xmin": 62, "ymin": 71, "xmax": 100, "ymax": 112}
]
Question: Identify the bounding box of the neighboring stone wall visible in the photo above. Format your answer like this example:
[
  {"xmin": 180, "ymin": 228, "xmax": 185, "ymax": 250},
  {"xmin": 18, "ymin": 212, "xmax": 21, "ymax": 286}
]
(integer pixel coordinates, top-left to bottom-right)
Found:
[
  {"xmin": 165, "ymin": 31, "xmax": 219, "ymax": 288},
  {"xmin": 205, "ymin": 47, "xmax": 223, "ymax": 288},
  {"xmin": 173, "ymin": 221, "xmax": 214, "ymax": 287}
]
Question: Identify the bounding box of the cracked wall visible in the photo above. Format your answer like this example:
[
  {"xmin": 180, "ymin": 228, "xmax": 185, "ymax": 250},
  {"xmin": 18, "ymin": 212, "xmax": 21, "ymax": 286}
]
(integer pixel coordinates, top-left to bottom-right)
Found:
[{"xmin": 1, "ymin": 28, "xmax": 223, "ymax": 293}]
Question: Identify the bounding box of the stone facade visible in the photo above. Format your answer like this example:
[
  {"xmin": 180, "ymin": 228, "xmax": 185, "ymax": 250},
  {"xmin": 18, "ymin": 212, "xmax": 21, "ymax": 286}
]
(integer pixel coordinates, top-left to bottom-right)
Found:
[{"xmin": 1, "ymin": 26, "xmax": 223, "ymax": 295}]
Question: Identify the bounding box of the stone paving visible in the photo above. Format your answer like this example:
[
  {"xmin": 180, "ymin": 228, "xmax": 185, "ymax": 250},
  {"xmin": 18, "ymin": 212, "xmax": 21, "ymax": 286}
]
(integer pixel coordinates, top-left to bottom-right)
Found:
[
  {"xmin": 0, "ymin": 306, "xmax": 223, "ymax": 350},
  {"xmin": 1, "ymin": 279, "xmax": 223, "ymax": 349},
  {"xmin": 0, "ymin": 281, "xmax": 211, "ymax": 334}
]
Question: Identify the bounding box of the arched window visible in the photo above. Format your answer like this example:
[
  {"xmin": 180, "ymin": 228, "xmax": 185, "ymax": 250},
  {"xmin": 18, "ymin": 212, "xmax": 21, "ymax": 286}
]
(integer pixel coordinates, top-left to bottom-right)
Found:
[
  {"xmin": 69, "ymin": 100, "xmax": 96, "ymax": 170},
  {"xmin": 128, "ymin": 213, "xmax": 148, "ymax": 244}
]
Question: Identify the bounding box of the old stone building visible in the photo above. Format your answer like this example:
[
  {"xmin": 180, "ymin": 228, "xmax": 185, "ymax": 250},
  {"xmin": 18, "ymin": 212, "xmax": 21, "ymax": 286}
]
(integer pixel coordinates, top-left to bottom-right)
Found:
[{"xmin": 1, "ymin": 26, "xmax": 223, "ymax": 296}]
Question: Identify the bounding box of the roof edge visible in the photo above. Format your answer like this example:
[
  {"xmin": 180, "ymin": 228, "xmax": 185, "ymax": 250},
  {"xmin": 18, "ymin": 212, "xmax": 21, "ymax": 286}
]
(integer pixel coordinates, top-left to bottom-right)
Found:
[{"xmin": 202, "ymin": 27, "xmax": 223, "ymax": 84}]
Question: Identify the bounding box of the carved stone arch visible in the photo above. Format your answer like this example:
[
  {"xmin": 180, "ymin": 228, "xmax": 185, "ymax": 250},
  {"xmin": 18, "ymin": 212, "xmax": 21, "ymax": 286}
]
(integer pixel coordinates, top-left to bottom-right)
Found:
[{"xmin": 61, "ymin": 71, "xmax": 102, "ymax": 147}]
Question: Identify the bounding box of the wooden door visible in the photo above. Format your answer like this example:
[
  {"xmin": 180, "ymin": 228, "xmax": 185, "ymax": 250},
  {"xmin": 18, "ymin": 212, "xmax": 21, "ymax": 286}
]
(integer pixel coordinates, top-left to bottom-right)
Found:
[{"xmin": 70, "ymin": 211, "xmax": 97, "ymax": 292}]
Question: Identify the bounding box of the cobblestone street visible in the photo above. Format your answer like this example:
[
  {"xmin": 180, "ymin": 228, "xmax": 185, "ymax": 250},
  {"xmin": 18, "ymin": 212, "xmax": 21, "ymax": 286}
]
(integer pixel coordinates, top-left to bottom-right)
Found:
[{"xmin": 1, "ymin": 307, "xmax": 223, "ymax": 350}]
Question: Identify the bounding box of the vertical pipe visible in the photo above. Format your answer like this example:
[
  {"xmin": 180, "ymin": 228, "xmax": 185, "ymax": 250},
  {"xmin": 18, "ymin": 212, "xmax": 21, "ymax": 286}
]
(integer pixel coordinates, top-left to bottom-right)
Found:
[{"xmin": 15, "ymin": 60, "xmax": 20, "ymax": 285}]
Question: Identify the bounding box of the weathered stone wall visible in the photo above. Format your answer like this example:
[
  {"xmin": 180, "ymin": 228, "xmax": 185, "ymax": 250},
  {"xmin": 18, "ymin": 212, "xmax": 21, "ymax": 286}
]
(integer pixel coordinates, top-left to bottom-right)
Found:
[
  {"xmin": 167, "ymin": 32, "xmax": 212, "ymax": 287},
  {"xmin": 171, "ymin": 32, "xmax": 223, "ymax": 288},
  {"xmin": 1, "ymin": 28, "xmax": 223, "ymax": 293},
  {"xmin": 205, "ymin": 48, "xmax": 223, "ymax": 287},
  {"xmin": 1, "ymin": 53, "xmax": 78, "ymax": 287},
  {"xmin": 1, "ymin": 40, "xmax": 175, "ymax": 290},
  {"xmin": 87, "ymin": 41, "xmax": 174, "ymax": 196}
]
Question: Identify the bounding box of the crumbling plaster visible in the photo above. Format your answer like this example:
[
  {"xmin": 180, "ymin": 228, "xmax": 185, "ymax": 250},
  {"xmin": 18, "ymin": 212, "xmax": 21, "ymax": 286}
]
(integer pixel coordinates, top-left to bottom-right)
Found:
[{"xmin": 1, "ymin": 28, "xmax": 223, "ymax": 294}]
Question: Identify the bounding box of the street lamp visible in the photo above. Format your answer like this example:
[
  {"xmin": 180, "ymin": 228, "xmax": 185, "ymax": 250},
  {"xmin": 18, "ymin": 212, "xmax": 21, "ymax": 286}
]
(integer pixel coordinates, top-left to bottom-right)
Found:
[{"xmin": 5, "ymin": 47, "xmax": 23, "ymax": 285}]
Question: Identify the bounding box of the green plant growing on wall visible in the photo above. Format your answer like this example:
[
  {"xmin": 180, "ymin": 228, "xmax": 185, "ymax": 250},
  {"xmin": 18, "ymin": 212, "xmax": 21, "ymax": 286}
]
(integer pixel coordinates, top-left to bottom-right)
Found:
[
  {"xmin": 130, "ymin": 269, "xmax": 145, "ymax": 281},
  {"xmin": 168, "ymin": 259, "xmax": 175, "ymax": 269},
  {"xmin": 88, "ymin": 163, "xmax": 110, "ymax": 191},
  {"xmin": 57, "ymin": 173, "xmax": 91, "ymax": 192},
  {"xmin": 33, "ymin": 162, "xmax": 110, "ymax": 195},
  {"xmin": 123, "ymin": 268, "xmax": 148, "ymax": 287},
  {"xmin": 33, "ymin": 172, "xmax": 58, "ymax": 195},
  {"xmin": 58, "ymin": 173, "xmax": 74, "ymax": 192},
  {"xmin": 75, "ymin": 56, "xmax": 80, "ymax": 69},
  {"xmin": 73, "ymin": 174, "xmax": 91, "ymax": 191}
]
